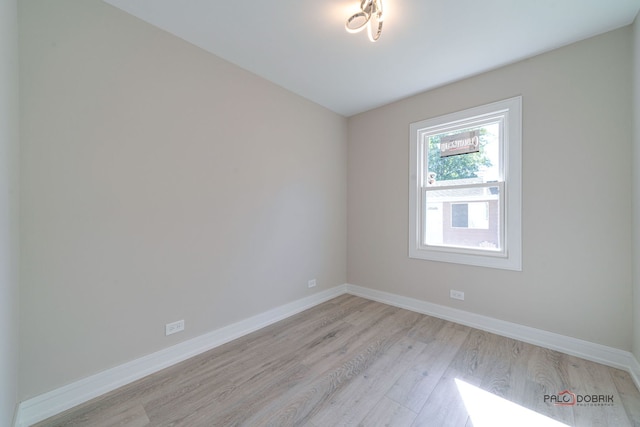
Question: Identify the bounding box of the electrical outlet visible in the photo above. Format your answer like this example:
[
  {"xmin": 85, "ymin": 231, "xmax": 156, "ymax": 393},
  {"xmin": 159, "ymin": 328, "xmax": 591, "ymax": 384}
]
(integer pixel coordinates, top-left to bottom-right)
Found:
[
  {"xmin": 308, "ymin": 279, "xmax": 317, "ymax": 288},
  {"xmin": 450, "ymin": 290, "xmax": 465, "ymax": 301},
  {"xmin": 165, "ymin": 319, "xmax": 185, "ymax": 336}
]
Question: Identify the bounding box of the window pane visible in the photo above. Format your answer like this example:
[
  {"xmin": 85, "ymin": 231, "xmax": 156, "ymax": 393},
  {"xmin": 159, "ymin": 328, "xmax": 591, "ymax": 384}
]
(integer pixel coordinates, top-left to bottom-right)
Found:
[
  {"xmin": 451, "ymin": 204, "xmax": 469, "ymax": 228},
  {"xmin": 424, "ymin": 186, "xmax": 500, "ymax": 251},
  {"xmin": 426, "ymin": 122, "xmax": 500, "ymax": 187},
  {"xmin": 468, "ymin": 202, "xmax": 489, "ymax": 229}
]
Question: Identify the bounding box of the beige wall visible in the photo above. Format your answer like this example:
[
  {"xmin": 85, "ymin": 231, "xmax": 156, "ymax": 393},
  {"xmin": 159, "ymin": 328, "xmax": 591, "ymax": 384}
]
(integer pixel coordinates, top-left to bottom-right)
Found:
[
  {"xmin": 19, "ymin": 0, "xmax": 347, "ymax": 399},
  {"xmin": 0, "ymin": 0, "xmax": 19, "ymax": 423},
  {"xmin": 633, "ymin": 13, "xmax": 640, "ymax": 360},
  {"xmin": 348, "ymin": 28, "xmax": 633, "ymax": 350}
]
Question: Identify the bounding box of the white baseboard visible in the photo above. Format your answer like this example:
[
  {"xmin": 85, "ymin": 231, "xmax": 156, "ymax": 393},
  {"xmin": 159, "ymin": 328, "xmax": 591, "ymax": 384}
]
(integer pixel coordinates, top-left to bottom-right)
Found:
[
  {"xmin": 14, "ymin": 283, "xmax": 640, "ymax": 426},
  {"xmin": 14, "ymin": 285, "xmax": 348, "ymax": 427},
  {"xmin": 345, "ymin": 284, "xmax": 640, "ymax": 392}
]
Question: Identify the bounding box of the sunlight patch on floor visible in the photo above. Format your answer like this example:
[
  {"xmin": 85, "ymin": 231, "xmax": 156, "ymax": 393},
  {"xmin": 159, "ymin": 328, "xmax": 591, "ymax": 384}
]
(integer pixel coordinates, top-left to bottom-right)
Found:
[{"xmin": 455, "ymin": 379, "xmax": 569, "ymax": 427}]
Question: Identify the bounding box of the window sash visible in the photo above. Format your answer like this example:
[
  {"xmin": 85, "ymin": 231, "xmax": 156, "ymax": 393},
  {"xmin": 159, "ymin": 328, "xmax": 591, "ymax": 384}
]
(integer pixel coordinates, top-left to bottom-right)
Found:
[
  {"xmin": 420, "ymin": 181, "xmax": 506, "ymax": 257},
  {"xmin": 418, "ymin": 115, "xmax": 505, "ymax": 187}
]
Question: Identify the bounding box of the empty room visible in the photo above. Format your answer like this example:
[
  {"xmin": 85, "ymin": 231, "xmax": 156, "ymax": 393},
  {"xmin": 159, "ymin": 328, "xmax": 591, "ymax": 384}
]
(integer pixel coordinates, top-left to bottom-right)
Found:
[{"xmin": 3, "ymin": 0, "xmax": 640, "ymax": 426}]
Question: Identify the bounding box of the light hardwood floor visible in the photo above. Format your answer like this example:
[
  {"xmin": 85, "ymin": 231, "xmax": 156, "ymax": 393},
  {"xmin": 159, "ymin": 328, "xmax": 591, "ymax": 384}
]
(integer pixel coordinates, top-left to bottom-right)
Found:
[{"xmin": 36, "ymin": 295, "xmax": 640, "ymax": 426}]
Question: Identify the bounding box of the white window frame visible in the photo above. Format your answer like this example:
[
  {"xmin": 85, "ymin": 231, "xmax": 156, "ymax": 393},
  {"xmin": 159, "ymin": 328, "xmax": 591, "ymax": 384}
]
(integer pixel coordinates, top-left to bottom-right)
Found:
[{"xmin": 409, "ymin": 96, "xmax": 522, "ymax": 271}]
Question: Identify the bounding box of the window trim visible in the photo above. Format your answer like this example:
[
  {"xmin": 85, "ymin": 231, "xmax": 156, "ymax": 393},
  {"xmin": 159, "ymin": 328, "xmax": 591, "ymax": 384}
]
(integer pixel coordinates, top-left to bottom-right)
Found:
[{"xmin": 409, "ymin": 96, "xmax": 522, "ymax": 271}]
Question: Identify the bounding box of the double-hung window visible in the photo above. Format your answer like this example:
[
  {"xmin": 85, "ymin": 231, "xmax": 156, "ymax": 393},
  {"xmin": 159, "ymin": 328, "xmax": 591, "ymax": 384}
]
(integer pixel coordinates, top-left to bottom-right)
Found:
[{"xmin": 409, "ymin": 97, "xmax": 522, "ymax": 270}]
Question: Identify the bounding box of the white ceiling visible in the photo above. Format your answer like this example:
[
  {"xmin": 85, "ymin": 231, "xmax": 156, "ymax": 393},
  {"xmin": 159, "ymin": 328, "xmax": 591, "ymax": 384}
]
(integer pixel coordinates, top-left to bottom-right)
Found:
[{"xmin": 103, "ymin": 0, "xmax": 640, "ymax": 117}]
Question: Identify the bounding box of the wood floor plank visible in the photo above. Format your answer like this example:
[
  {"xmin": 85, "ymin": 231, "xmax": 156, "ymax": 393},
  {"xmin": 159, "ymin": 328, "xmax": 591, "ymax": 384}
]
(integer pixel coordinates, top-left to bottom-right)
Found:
[
  {"xmin": 300, "ymin": 305, "xmax": 401, "ymax": 371},
  {"xmin": 406, "ymin": 314, "xmax": 448, "ymax": 344},
  {"xmin": 564, "ymin": 355, "xmax": 633, "ymax": 427},
  {"xmin": 475, "ymin": 335, "xmax": 558, "ymax": 419},
  {"xmin": 241, "ymin": 334, "xmax": 400, "ymax": 425},
  {"xmin": 146, "ymin": 320, "xmax": 361, "ymax": 423},
  {"xmin": 35, "ymin": 296, "xmax": 640, "ymax": 427},
  {"xmin": 143, "ymin": 308, "xmax": 358, "ymax": 416},
  {"xmin": 478, "ymin": 335, "xmax": 525, "ymax": 397},
  {"xmin": 448, "ymin": 329, "xmax": 507, "ymax": 383},
  {"xmin": 611, "ymin": 368, "xmax": 640, "ymax": 426},
  {"xmin": 412, "ymin": 329, "xmax": 527, "ymax": 426},
  {"xmin": 140, "ymin": 343, "xmax": 324, "ymax": 420},
  {"xmin": 308, "ymin": 336, "xmax": 426, "ymax": 426},
  {"xmin": 359, "ymin": 396, "xmax": 418, "ymax": 427},
  {"xmin": 341, "ymin": 298, "xmax": 397, "ymax": 326},
  {"xmin": 522, "ymin": 347, "xmax": 576, "ymax": 425},
  {"xmin": 407, "ymin": 328, "xmax": 503, "ymax": 426},
  {"xmin": 386, "ymin": 321, "xmax": 471, "ymax": 412},
  {"xmin": 241, "ymin": 309, "xmax": 424, "ymax": 426},
  {"xmin": 33, "ymin": 402, "xmax": 150, "ymax": 427},
  {"xmin": 411, "ymin": 368, "xmax": 470, "ymax": 427}
]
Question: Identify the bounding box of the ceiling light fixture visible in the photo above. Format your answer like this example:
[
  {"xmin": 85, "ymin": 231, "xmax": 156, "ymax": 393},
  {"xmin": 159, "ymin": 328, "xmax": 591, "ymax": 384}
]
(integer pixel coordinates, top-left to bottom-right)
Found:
[{"xmin": 345, "ymin": 0, "xmax": 384, "ymax": 42}]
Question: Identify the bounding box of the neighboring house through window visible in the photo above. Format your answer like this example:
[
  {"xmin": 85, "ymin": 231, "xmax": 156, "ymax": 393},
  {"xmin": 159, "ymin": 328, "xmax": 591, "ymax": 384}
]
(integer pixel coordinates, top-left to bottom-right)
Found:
[{"xmin": 409, "ymin": 97, "xmax": 522, "ymax": 270}]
